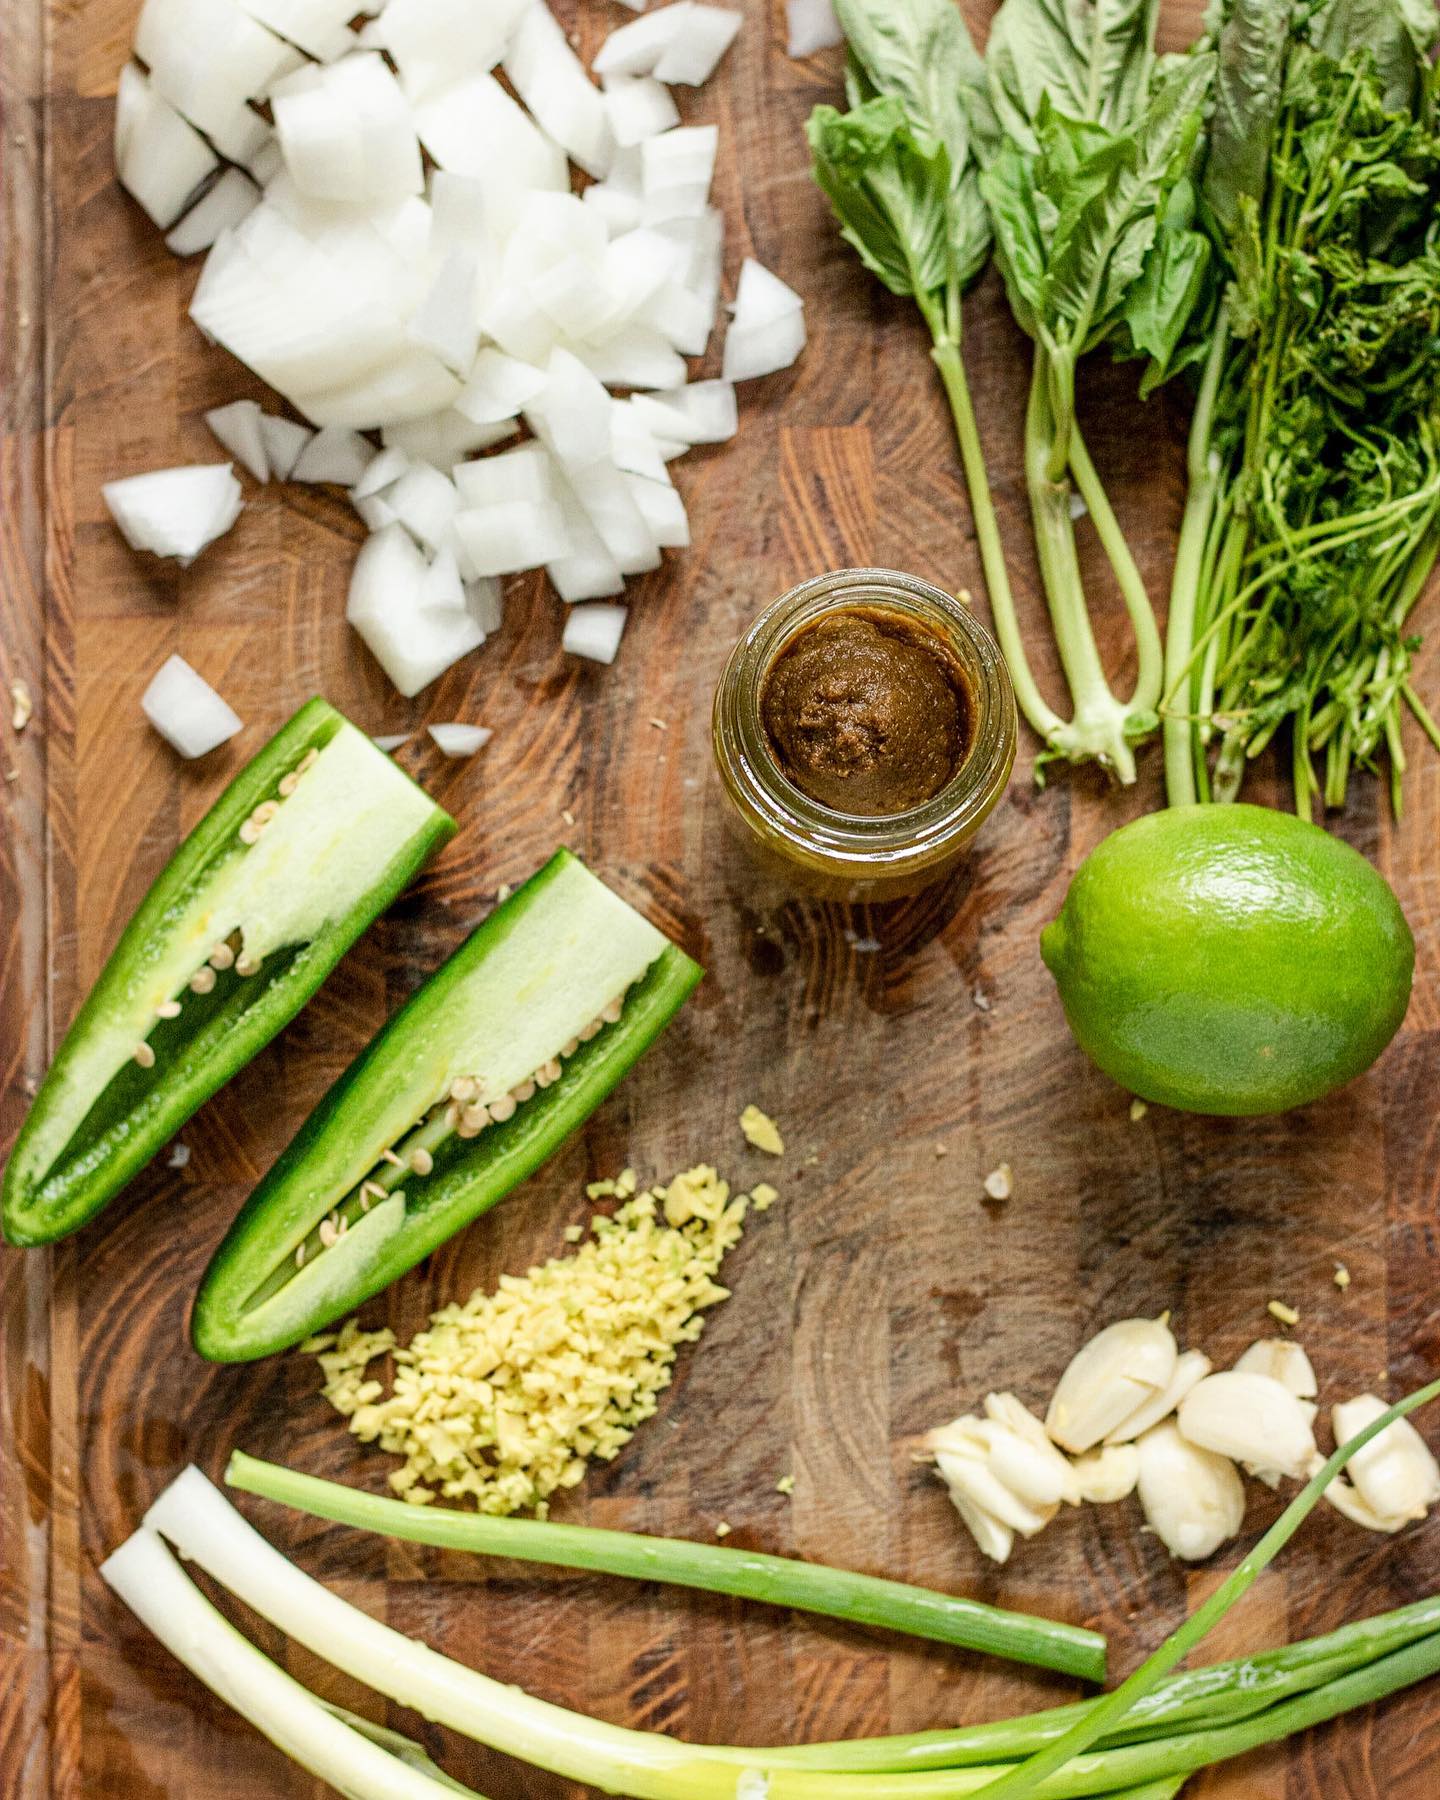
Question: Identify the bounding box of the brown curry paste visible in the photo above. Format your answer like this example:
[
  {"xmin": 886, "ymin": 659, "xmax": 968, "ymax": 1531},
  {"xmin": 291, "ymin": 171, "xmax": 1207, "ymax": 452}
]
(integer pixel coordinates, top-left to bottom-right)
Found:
[{"xmin": 759, "ymin": 605, "xmax": 972, "ymax": 816}]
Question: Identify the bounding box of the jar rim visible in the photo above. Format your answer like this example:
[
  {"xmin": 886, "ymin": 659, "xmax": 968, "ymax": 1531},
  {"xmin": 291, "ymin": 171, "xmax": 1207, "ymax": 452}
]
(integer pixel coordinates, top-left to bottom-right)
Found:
[{"xmin": 713, "ymin": 567, "xmax": 1017, "ymax": 874}]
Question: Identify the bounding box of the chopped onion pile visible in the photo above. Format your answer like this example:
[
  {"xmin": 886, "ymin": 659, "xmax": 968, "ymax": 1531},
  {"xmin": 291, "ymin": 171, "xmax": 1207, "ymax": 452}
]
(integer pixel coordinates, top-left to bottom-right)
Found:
[
  {"xmin": 116, "ymin": 0, "xmax": 803, "ymax": 693},
  {"xmin": 142, "ymin": 654, "xmax": 243, "ymax": 757},
  {"xmin": 103, "ymin": 464, "xmax": 243, "ymax": 565}
]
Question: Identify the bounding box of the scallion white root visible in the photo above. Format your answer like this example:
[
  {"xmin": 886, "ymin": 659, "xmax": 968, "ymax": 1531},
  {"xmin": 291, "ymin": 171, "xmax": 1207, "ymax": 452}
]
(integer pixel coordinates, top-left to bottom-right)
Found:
[{"xmin": 100, "ymin": 1527, "xmax": 483, "ymax": 1800}]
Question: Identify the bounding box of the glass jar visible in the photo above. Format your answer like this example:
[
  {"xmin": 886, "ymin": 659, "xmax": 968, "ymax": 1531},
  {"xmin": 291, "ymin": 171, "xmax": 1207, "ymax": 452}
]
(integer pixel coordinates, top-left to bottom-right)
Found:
[{"xmin": 711, "ymin": 568, "xmax": 1017, "ymax": 900}]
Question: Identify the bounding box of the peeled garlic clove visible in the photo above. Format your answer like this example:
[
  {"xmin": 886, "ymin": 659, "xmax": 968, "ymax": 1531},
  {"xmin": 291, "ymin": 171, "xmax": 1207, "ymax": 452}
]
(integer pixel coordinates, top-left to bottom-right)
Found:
[
  {"xmin": 971, "ymin": 1422, "xmax": 1075, "ymax": 1511},
  {"xmin": 1177, "ymin": 1370, "xmax": 1317, "ymax": 1481},
  {"xmin": 1316, "ymin": 1457, "xmax": 1409, "ymax": 1534},
  {"xmin": 1333, "ymin": 1394, "xmax": 1440, "ymax": 1525},
  {"xmin": 1136, "ymin": 1420, "xmax": 1246, "ymax": 1561},
  {"xmin": 1045, "ymin": 1317, "xmax": 1178, "ymax": 1453},
  {"xmin": 939, "ymin": 1473, "xmax": 1016, "ymax": 1565},
  {"xmin": 924, "ymin": 1415, "xmax": 988, "ymax": 1461},
  {"xmin": 935, "ymin": 1452, "xmax": 1056, "ymax": 1538},
  {"xmin": 983, "ymin": 1393, "xmax": 1083, "ymax": 1505},
  {"xmin": 1106, "ymin": 1348, "xmax": 1212, "ymax": 1444},
  {"xmin": 1234, "ymin": 1338, "xmax": 1318, "ymax": 1400},
  {"xmin": 1072, "ymin": 1442, "xmax": 1140, "ymax": 1505}
]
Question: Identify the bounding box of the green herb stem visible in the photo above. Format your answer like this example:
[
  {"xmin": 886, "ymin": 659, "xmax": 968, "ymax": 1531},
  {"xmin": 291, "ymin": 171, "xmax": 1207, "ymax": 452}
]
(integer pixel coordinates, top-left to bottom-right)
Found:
[
  {"xmin": 225, "ymin": 1451, "xmax": 1107, "ymax": 1684},
  {"xmin": 931, "ymin": 337, "xmax": 1064, "ymax": 748}
]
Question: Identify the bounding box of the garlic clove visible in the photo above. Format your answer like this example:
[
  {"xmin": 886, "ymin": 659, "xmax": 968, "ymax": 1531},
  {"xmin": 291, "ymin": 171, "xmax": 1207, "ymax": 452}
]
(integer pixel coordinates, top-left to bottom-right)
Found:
[
  {"xmin": 1332, "ymin": 1394, "xmax": 1440, "ymax": 1526},
  {"xmin": 1045, "ymin": 1317, "xmax": 1178, "ymax": 1454},
  {"xmin": 1177, "ymin": 1370, "xmax": 1317, "ymax": 1481},
  {"xmin": 1106, "ymin": 1348, "xmax": 1212, "ymax": 1444},
  {"xmin": 934, "ymin": 1452, "xmax": 1056, "ymax": 1538},
  {"xmin": 1071, "ymin": 1442, "xmax": 1140, "ymax": 1505},
  {"xmin": 1234, "ymin": 1338, "xmax": 1318, "ymax": 1400},
  {"xmin": 1136, "ymin": 1420, "xmax": 1246, "ymax": 1561},
  {"xmin": 1314, "ymin": 1455, "xmax": 1409, "ymax": 1534},
  {"xmin": 939, "ymin": 1474, "xmax": 1015, "ymax": 1565},
  {"xmin": 972, "ymin": 1421, "xmax": 1075, "ymax": 1511},
  {"xmin": 983, "ymin": 1393, "xmax": 1083, "ymax": 1505}
]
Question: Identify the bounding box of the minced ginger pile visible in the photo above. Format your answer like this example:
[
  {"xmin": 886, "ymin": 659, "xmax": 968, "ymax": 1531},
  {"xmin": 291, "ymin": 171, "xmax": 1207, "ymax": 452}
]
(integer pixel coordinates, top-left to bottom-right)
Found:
[{"xmin": 312, "ymin": 1165, "xmax": 774, "ymax": 1515}]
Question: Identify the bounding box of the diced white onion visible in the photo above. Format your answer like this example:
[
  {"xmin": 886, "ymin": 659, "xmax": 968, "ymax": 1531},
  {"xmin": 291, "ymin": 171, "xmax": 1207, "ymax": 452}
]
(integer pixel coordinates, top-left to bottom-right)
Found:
[
  {"xmin": 419, "ymin": 543, "xmax": 467, "ymax": 615},
  {"xmin": 377, "ymin": 0, "xmax": 530, "ymax": 101},
  {"xmin": 205, "ymin": 400, "xmax": 270, "ymax": 482},
  {"xmin": 387, "ymin": 464, "xmax": 461, "ymax": 553},
  {"xmin": 298, "ymin": 351, "xmax": 462, "ymax": 429},
  {"xmin": 452, "ymin": 442, "xmax": 558, "ymax": 507},
  {"xmin": 631, "ymin": 379, "xmax": 737, "ymax": 443},
  {"xmin": 383, "ymin": 411, "xmax": 515, "ymax": 468},
  {"xmin": 353, "ymin": 444, "xmax": 412, "ymax": 499},
  {"xmin": 465, "ymin": 576, "xmax": 504, "ymax": 633},
  {"xmin": 565, "ymin": 460, "xmax": 660, "ymax": 574},
  {"xmin": 732, "ymin": 254, "xmax": 804, "ymax": 324},
  {"xmin": 373, "ymin": 733, "xmax": 410, "ymax": 751},
  {"xmin": 582, "ymin": 180, "xmax": 643, "ymax": 236},
  {"xmin": 562, "ymin": 602, "xmax": 627, "ymax": 663},
  {"xmin": 427, "ymin": 722, "xmax": 492, "ymax": 757},
  {"xmin": 602, "ymin": 73, "xmax": 680, "ymax": 147},
  {"xmin": 104, "ymin": 464, "xmax": 244, "ymax": 565},
  {"xmin": 412, "ymin": 73, "xmax": 568, "ymax": 206},
  {"xmin": 503, "ymin": 1, "xmax": 614, "ymax": 178},
  {"xmin": 653, "ymin": 4, "xmax": 742, "ymax": 83},
  {"xmin": 407, "ymin": 248, "xmax": 481, "ymax": 375},
  {"xmin": 166, "ymin": 168, "xmax": 261, "ymax": 257},
  {"xmin": 273, "ymin": 53, "xmax": 423, "ymax": 204},
  {"xmin": 547, "ymin": 481, "xmax": 625, "ymax": 600},
  {"xmin": 610, "ymin": 400, "xmax": 671, "ymax": 483},
  {"xmin": 258, "ymin": 413, "xmax": 314, "ymax": 479},
  {"xmin": 574, "ymin": 329, "xmax": 688, "ymax": 393},
  {"xmin": 135, "ymin": 0, "xmax": 302, "ymax": 147},
  {"xmin": 142, "ymin": 654, "xmax": 243, "ymax": 757},
  {"xmin": 115, "ymin": 62, "xmax": 220, "ymax": 230},
  {"xmin": 723, "ymin": 309, "xmax": 806, "ymax": 381},
  {"xmin": 291, "ymin": 425, "xmax": 375, "ymax": 486},
  {"xmin": 525, "ymin": 348, "xmax": 615, "ymax": 470},
  {"xmin": 452, "ymin": 498, "xmax": 573, "ymax": 576},
  {"xmin": 628, "ymin": 473, "xmax": 689, "ymax": 547},
  {"xmin": 593, "ymin": 5, "xmax": 692, "ymax": 77},
  {"xmin": 455, "ymin": 349, "xmax": 548, "ymax": 426},
  {"xmin": 347, "ymin": 524, "xmax": 485, "ymax": 695},
  {"xmin": 352, "ymin": 493, "xmax": 398, "ymax": 531},
  {"xmin": 235, "ymin": 0, "xmax": 360, "ymax": 62},
  {"xmin": 642, "ymin": 124, "xmax": 718, "ymax": 196},
  {"xmin": 785, "ymin": 0, "xmax": 842, "ymax": 57}
]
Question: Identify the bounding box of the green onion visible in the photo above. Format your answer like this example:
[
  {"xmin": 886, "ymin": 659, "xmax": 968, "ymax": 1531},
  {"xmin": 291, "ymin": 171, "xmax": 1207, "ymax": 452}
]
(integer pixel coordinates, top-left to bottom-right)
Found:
[{"xmin": 224, "ymin": 1450, "xmax": 1106, "ymax": 1683}]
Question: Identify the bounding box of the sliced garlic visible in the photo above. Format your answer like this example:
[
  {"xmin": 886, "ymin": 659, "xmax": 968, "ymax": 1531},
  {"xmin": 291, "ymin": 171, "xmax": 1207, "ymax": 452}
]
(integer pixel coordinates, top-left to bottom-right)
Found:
[
  {"xmin": 1331, "ymin": 1394, "xmax": 1440, "ymax": 1527},
  {"xmin": 982, "ymin": 1393, "xmax": 1083, "ymax": 1505},
  {"xmin": 1106, "ymin": 1348, "xmax": 1212, "ymax": 1444},
  {"xmin": 1177, "ymin": 1370, "xmax": 1317, "ymax": 1483},
  {"xmin": 1045, "ymin": 1316, "xmax": 1178, "ymax": 1454},
  {"xmin": 1234, "ymin": 1338, "xmax": 1318, "ymax": 1400},
  {"xmin": 1136, "ymin": 1420, "xmax": 1246, "ymax": 1561},
  {"xmin": 1071, "ymin": 1442, "xmax": 1140, "ymax": 1505}
]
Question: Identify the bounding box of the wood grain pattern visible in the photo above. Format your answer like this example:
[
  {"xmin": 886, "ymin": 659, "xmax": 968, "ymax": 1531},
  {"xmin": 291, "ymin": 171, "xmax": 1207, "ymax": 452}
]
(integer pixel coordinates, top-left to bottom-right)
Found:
[{"xmin": 3, "ymin": 3, "xmax": 1438, "ymax": 1796}]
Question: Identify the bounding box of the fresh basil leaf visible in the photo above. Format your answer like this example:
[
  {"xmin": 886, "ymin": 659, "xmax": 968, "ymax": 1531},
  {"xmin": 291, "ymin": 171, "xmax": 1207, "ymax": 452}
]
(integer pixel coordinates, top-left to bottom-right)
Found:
[
  {"xmin": 984, "ymin": 0, "xmax": 1162, "ymax": 146},
  {"xmin": 1120, "ymin": 223, "xmax": 1212, "ymax": 391},
  {"xmin": 1202, "ymin": 0, "xmax": 1291, "ymax": 233},
  {"xmin": 807, "ymin": 98, "xmax": 954, "ymax": 302},
  {"xmin": 833, "ymin": 0, "xmax": 992, "ymax": 270},
  {"xmin": 1000, "ymin": 55, "xmax": 1214, "ymax": 352},
  {"xmin": 978, "ymin": 145, "xmax": 1052, "ymax": 336}
]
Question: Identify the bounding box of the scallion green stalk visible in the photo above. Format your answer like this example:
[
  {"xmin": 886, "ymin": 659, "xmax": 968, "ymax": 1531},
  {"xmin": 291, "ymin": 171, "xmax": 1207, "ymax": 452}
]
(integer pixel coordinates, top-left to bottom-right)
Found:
[{"xmin": 224, "ymin": 1449, "xmax": 1105, "ymax": 1684}]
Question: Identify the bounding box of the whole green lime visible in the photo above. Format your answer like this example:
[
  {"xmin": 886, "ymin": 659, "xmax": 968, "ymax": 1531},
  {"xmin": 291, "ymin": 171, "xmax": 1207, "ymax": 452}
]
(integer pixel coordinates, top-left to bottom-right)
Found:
[{"xmin": 1040, "ymin": 805, "xmax": 1414, "ymax": 1116}]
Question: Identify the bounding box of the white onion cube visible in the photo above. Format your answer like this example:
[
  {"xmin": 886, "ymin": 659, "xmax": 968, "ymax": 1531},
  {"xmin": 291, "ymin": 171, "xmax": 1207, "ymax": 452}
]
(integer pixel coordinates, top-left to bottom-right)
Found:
[
  {"xmin": 562, "ymin": 603, "xmax": 627, "ymax": 664},
  {"xmin": 427, "ymin": 721, "xmax": 492, "ymax": 757},
  {"xmin": 602, "ymin": 74, "xmax": 680, "ymax": 147},
  {"xmin": 204, "ymin": 400, "xmax": 270, "ymax": 482},
  {"xmin": 347, "ymin": 524, "xmax": 485, "ymax": 695},
  {"xmin": 291, "ymin": 425, "xmax": 375, "ymax": 486},
  {"xmin": 142, "ymin": 655, "xmax": 243, "ymax": 757},
  {"xmin": 653, "ymin": 4, "xmax": 742, "ymax": 82},
  {"xmin": 115, "ymin": 63, "xmax": 220, "ymax": 230},
  {"xmin": 503, "ymin": 2, "xmax": 614, "ymax": 178},
  {"xmin": 165, "ymin": 168, "xmax": 261, "ymax": 257},
  {"xmin": 452, "ymin": 498, "xmax": 572, "ymax": 576},
  {"xmin": 103, "ymin": 464, "xmax": 244, "ymax": 566}
]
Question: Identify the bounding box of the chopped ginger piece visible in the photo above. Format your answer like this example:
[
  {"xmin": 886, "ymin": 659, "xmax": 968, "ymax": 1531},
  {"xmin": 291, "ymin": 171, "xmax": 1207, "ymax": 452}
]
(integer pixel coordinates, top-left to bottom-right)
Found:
[
  {"xmin": 1334, "ymin": 1262, "xmax": 1352, "ymax": 1290},
  {"xmin": 1268, "ymin": 1298, "xmax": 1301, "ymax": 1327},
  {"xmin": 318, "ymin": 1165, "xmax": 754, "ymax": 1515},
  {"xmin": 751, "ymin": 1181, "xmax": 778, "ymax": 1213},
  {"xmin": 714, "ymin": 1520, "xmax": 732, "ymax": 1539},
  {"xmin": 741, "ymin": 1104, "xmax": 784, "ymax": 1155},
  {"xmin": 776, "ymin": 1474, "xmax": 795, "ymax": 1496}
]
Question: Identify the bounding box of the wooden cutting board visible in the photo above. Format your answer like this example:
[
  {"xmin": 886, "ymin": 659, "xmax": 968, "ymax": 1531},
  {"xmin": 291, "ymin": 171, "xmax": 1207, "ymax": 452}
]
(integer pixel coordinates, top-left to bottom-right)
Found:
[{"xmin": 3, "ymin": 2, "xmax": 1438, "ymax": 1795}]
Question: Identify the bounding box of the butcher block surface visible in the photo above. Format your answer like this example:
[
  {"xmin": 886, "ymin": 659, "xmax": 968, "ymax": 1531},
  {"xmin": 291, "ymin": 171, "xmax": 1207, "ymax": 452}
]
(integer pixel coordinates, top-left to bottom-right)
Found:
[{"xmin": 2, "ymin": 2, "xmax": 1438, "ymax": 1795}]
